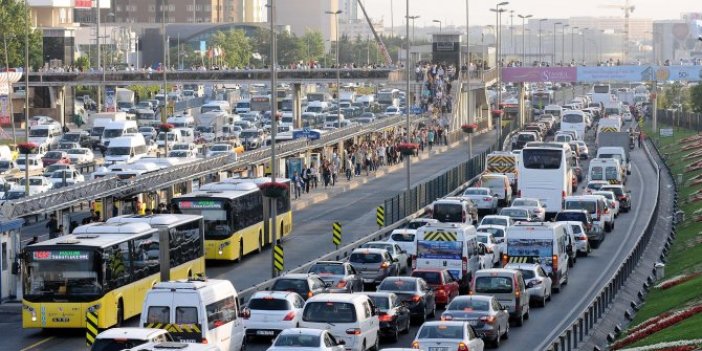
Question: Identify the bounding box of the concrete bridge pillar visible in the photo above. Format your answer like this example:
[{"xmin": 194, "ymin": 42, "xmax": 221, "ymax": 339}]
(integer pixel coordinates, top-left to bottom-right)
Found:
[{"xmin": 293, "ymin": 83, "xmax": 303, "ymax": 129}]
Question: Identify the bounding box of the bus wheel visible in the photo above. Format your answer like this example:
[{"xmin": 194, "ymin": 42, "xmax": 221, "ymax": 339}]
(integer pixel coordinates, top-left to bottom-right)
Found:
[
  {"xmin": 187, "ymin": 270, "xmax": 193, "ymax": 280},
  {"xmin": 257, "ymin": 231, "xmax": 263, "ymax": 253},
  {"xmin": 280, "ymin": 221, "xmax": 285, "ymax": 235},
  {"xmin": 116, "ymin": 300, "xmax": 124, "ymax": 327},
  {"xmin": 237, "ymin": 238, "xmax": 244, "ymax": 263}
]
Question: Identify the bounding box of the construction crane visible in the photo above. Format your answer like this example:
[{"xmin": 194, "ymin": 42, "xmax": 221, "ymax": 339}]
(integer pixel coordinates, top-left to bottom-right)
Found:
[
  {"xmin": 600, "ymin": 0, "xmax": 635, "ymax": 63},
  {"xmin": 357, "ymin": 0, "xmax": 393, "ymax": 66}
]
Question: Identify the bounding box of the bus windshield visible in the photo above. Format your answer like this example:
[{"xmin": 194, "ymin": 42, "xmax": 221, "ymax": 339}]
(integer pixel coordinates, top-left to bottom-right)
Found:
[
  {"xmin": 522, "ymin": 149, "xmax": 563, "ymax": 169},
  {"xmin": 562, "ymin": 114, "xmax": 583, "ymax": 123},
  {"xmin": 174, "ymin": 199, "xmax": 231, "ymax": 240},
  {"xmin": 23, "ymin": 249, "xmax": 102, "ymax": 301}
]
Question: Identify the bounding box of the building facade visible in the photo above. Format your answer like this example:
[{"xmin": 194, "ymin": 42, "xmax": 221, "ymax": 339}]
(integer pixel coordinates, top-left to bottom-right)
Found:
[
  {"xmin": 339, "ymin": 18, "xmax": 384, "ymax": 40},
  {"xmin": 108, "ymin": 0, "xmax": 241, "ymax": 23},
  {"xmin": 275, "ymin": 0, "xmax": 338, "ymax": 44}
]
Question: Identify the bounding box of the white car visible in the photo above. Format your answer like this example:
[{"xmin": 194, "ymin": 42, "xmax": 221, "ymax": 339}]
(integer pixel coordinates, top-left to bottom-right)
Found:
[
  {"xmin": 167, "ymin": 149, "xmax": 198, "ymax": 159},
  {"xmin": 476, "ymin": 232, "xmax": 502, "ymax": 267},
  {"xmin": 593, "ymin": 190, "xmax": 620, "ymax": 218},
  {"xmin": 243, "ymin": 291, "xmax": 306, "ymax": 339},
  {"xmin": 91, "ymin": 328, "xmax": 173, "ymax": 351},
  {"xmin": 622, "ymin": 112, "xmax": 633, "ymax": 121},
  {"xmin": 461, "ymin": 187, "xmax": 499, "ymax": 214},
  {"xmin": 575, "ymin": 141, "xmax": 589, "ymax": 159},
  {"xmin": 360, "ymin": 241, "xmax": 410, "ymax": 274},
  {"xmin": 479, "ymin": 215, "xmax": 513, "ymax": 228},
  {"xmin": 267, "ymin": 328, "xmax": 345, "ymax": 351},
  {"xmin": 16, "ymin": 154, "xmax": 43, "ymax": 172},
  {"xmin": 412, "ymin": 321, "xmax": 484, "ymax": 351},
  {"xmin": 172, "ymin": 142, "xmax": 198, "ymax": 153},
  {"xmin": 584, "ymin": 180, "xmax": 609, "ymax": 195},
  {"xmin": 49, "ymin": 169, "xmax": 85, "ymax": 187},
  {"xmin": 18, "ymin": 176, "xmax": 53, "ymax": 195},
  {"xmin": 504, "ymin": 263, "xmax": 552, "ymax": 307},
  {"xmin": 386, "ymin": 229, "xmax": 417, "ymax": 255},
  {"xmin": 477, "ymin": 224, "xmax": 507, "ymax": 246},
  {"xmin": 510, "ymin": 197, "xmax": 547, "ymax": 222},
  {"xmin": 383, "ymin": 106, "xmax": 402, "ymax": 117},
  {"xmin": 562, "ymin": 221, "xmax": 590, "ymax": 256},
  {"xmin": 66, "ymin": 148, "xmax": 94, "ymax": 164},
  {"xmin": 206, "ymin": 144, "xmax": 237, "ymax": 158}
]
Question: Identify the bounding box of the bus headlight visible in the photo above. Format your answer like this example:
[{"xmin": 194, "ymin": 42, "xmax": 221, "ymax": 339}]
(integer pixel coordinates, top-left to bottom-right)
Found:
[{"xmin": 88, "ymin": 304, "xmax": 101, "ymax": 312}]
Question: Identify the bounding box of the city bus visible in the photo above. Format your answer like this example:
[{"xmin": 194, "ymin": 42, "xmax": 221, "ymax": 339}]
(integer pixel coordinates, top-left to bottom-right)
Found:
[
  {"xmin": 21, "ymin": 215, "xmax": 205, "ymax": 329},
  {"xmin": 171, "ymin": 177, "xmax": 293, "ymax": 261},
  {"xmin": 377, "ymin": 89, "xmax": 400, "ymax": 107},
  {"xmin": 560, "ymin": 110, "xmax": 588, "ymax": 141},
  {"xmin": 591, "ymin": 84, "xmax": 613, "ymax": 106},
  {"xmin": 518, "ymin": 143, "xmax": 573, "ymax": 219}
]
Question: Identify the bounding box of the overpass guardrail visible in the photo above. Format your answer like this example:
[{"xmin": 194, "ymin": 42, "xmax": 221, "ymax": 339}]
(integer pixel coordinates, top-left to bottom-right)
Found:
[
  {"xmin": 0, "ymin": 115, "xmax": 420, "ymax": 220},
  {"xmin": 541, "ymin": 133, "xmax": 663, "ymax": 351}
]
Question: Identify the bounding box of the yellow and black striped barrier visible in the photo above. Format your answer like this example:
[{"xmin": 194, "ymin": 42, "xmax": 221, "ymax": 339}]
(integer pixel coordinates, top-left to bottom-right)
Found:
[
  {"xmin": 376, "ymin": 206, "xmax": 385, "ymax": 228},
  {"xmin": 508, "ymin": 256, "xmax": 533, "ymax": 264},
  {"xmin": 273, "ymin": 245, "xmax": 284, "ymax": 272},
  {"xmin": 86, "ymin": 310, "xmax": 99, "ymax": 347},
  {"xmin": 423, "ymin": 231, "xmax": 458, "ymax": 241},
  {"xmin": 332, "ymin": 222, "xmax": 342, "ymax": 247}
]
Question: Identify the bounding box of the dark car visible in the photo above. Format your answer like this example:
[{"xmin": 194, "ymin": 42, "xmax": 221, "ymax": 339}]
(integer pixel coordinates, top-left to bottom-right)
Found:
[
  {"xmin": 307, "ymin": 261, "xmax": 363, "ymax": 293},
  {"xmin": 270, "ymin": 273, "xmax": 329, "ymax": 300},
  {"xmin": 441, "ymin": 295, "xmax": 510, "ymax": 348},
  {"xmin": 410, "ymin": 269, "xmax": 460, "ymax": 307},
  {"xmin": 555, "ymin": 209, "xmax": 604, "ymax": 248},
  {"xmin": 376, "ymin": 276, "xmax": 436, "ymax": 324},
  {"xmin": 361, "ymin": 292, "xmax": 411, "ymax": 341},
  {"xmin": 601, "ymin": 185, "xmax": 632, "ymax": 212},
  {"xmin": 60, "ymin": 131, "xmax": 92, "ymax": 148}
]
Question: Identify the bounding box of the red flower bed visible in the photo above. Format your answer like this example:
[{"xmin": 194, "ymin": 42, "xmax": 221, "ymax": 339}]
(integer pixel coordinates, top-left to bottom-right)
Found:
[
  {"xmin": 159, "ymin": 123, "xmax": 175, "ymax": 133},
  {"xmin": 656, "ymin": 273, "xmax": 702, "ymax": 290},
  {"xmin": 626, "ymin": 312, "xmax": 673, "ymax": 336},
  {"xmin": 491, "ymin": 109, "xmax": 504, "ymax": 117},
  {"xmin": 17, "ymin": 142, "xmax": 38, "ymax": 154},
  {"xmin": 258, "ymin": 181, "xmax": 289, "ymax": 198},
  {"xmin": 461, "ymin": 123, "xmax": 479, "ymax": 134},
  {"xmin": 656, "ymin": 346, "xmax": 697, "ymax": 351},
  {"xmin": 611, "ymin": 304, "xmax": 702, "ymax": 350}
]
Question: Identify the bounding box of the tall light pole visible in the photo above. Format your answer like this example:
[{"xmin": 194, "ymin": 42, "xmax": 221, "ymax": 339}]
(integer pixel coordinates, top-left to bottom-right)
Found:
[
  {"xmin": 269, "ymin": 0, "xmax": 279, "ymax": 278},
  {"xmin": 406, "ymin": 15, "xmax": 420, "ymax": 45},
  {"xmin": 552, "ymin": 22, "xmax": 562, "ymax": 65},
  {"xmin": 561, "ymin": 24, "xmax": 568, "ymax": 66},
  {"xmin": 490, "ymin": 1, "xmax": 509, "ymax": 146},
  {"xmin": 433, "ymin": 20, "xmax": 442, "ymax": 34},
  {"xmin": 325, "ymin": 9, "xmax": 342, "ymax": 128},
  {"xmin": 466, "ymin": 0, "xmax": 472, "ymax": 158},
  {"xmin": 581, "ymin": 28, "xmax": 588, "ymax": 64},
  {"xmin": 24, "ymin": 0, "xmax": 30, "ymax": 194},
  {"xmin": 518, "ymin": 14, "xmax": 532, "ymax": 64},
  {"xmin": 538, "ymin": 19, "xmax": 547, "ymax": 65},
  {"xmin": 405, "ymin": 0, "xmax": 411, "ymax": 192},
  {"xmin": 571, "ymin": 26, "xmax": 578, "ymax": 63}
]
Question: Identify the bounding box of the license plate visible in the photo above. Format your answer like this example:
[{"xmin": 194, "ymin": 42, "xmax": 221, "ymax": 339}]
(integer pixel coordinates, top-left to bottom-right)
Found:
[
  {"xmin": 257, "ymin": 330, "xmax": 275, "ymax": 336},
  {"xmin": 468, "ymin": 320, "xmax": 479, "ymax": 326},
  {"xmin": 429, "ymin": 348, "xmax": 449, "ymax": 351}
]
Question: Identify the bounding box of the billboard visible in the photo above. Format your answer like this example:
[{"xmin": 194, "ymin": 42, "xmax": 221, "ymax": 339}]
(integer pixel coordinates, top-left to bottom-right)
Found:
[
  {"xmin": 576, "ymin": 66, "xmax": 655, "ymax": 82},
  {"xmin": 501, "ymin": 67, "xmax": 577, "ymax": 82}
]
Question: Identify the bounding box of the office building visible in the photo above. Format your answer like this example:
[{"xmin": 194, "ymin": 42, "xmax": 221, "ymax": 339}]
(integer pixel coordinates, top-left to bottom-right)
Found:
[{"xmin": 275, "ymin": 0, "xmax": 338, "ymax": 43}]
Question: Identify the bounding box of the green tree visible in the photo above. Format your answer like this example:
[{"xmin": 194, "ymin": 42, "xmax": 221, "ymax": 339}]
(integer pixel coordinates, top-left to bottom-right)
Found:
[
  {"xmin": 210, "ymin": 29, "xmax": 253, "ymax": 68},
  {"xmin": 277, "ymin": 31, "xmax": 302, "ymax": 66},
  {"xmin": 0, "ymin": 0, "xmax": 43, "ymax": 69},
  {"xmin": 300, "ymin": 30, "xmax": 325, "ymax": 62},
  {"xmin": 74, "ymin": 56, "xmax": 89, "ymax": 71},
  {"xmin": 690, "ymin": 84, "xmax": 702, "ymax": 113}
]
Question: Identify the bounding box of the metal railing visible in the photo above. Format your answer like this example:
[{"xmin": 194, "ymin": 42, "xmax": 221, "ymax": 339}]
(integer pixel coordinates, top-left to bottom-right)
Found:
[
  {"xmin": 540, "ymin": 137, "xmax": 663, "ymax": 351},
  {"xmin": 656, "ymin": 109, "xmax": 702, "ymax": 132}
]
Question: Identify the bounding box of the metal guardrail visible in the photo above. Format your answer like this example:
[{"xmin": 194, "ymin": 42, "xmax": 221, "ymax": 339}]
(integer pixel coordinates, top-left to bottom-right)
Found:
[
  {"xmin": 0, "ymin": 115, "xmax": 418, "ymax": 219},
  {"xmin": 540, "ymin": 137, "xmax": 663, "ymax": 351},
  {"xmin": 237, "ymin": 143, "xmax": 494, "ymax": 303}
]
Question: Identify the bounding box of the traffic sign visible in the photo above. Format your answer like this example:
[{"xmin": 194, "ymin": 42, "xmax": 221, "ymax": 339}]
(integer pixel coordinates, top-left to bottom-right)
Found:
[
  {"xmin": 376, "ymin": 206, "xmax": 385, "ymax": 228},
  {"xmin": 332, "ymin": 222, "xmax": 342, "ymax": 246},
  {"xmin": 273, "ymin": 245, "xmax": 284, "ymax": 272},
  {"xmin": 86, "ymin": 310, "xmax": 99, "ymax": 346}
]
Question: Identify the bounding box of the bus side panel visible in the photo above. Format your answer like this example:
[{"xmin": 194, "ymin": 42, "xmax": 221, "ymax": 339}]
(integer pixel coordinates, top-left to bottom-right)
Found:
[
  {"xmin": 205, "ymin": 236, "xmax": 240, "ymax": 261},
  {"xmin": 241, "ymin": 223, "xmax": 264, "ymax": 256}
]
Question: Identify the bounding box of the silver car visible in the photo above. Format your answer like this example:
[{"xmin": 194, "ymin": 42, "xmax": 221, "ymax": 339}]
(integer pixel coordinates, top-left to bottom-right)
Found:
[
  {"xmin": 440, "ymin": 295, "xmax": 510, "ymax": 348},
  {"xmin": 360, "ymin": 241, "xmax": 409, "ymax": 273},
  {"xmin": 510, "ymin": 198, "xmax": 547, "ymax": 222},
  {"xmin": 504, "ymin": 263, "xmax": 552, "ymax": 307},
  {"xmin": 307, "ymin": 261, "xmax": 363, "ymax": 293},
  {"xmin": 348, "ymin": 248, "xmax": 400, "ymax": 285},
  {"xmin": 462, "ymin": 187, "xmax": 499, "ymax": 214}
]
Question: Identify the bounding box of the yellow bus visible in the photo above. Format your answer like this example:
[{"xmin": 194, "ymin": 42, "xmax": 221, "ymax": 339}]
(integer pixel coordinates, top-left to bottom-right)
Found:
[
  {"xmin": 21, "ymin": 215, "xmax": 206, "ymax": 329},
  {"xmin": 171, "ymin": 177, "xmax": 293, "ymax": 261}
]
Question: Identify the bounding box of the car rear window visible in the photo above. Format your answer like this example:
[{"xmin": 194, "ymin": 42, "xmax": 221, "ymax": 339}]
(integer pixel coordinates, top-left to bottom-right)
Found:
[
  {"xmin": 302, "ymin": 302, "xmax": 357, "ymax": 323},
  {"xmin": 447, "ymin": 298, "xmax": 490, "ymax": 311},
  {"xmin": 411, "ymin": 271, "xmax": 441, "ymax": 284},
  {"xmin": 309, "ymin": 264, "xmax": 345, "ymax": 275},
  {"xmin": 518, "ymin": 269, "xmax": 535, "ymax": 279},
  {"xmin": 555, "ymin": 212, "xmax": 587, "ymax": 222},
  {"xmin": 602, "ymin": 187, "xmax": 623, "ymax": 196},
  {"xmin": 474, "ymin": 276, "xmax": 514, "ymax": 294},
  {"xmin": 391, "ymin": 233, "xmax": 415, "ymax": 242},
  {"xmin": 378, "ymin": 279, "xmax": 417, "ymax": 292},
  {"xmin": 91, "ymin": 339, "xmax": 148, "ymax": 351},
  {"xmin": 146, "ymin": 306, "xmax": 170, "ymax": 324},
  {"xmin": 350, "ymin": 253, "xmax": 383, "ymax": 263},
  {"xmin": 417, "ymin": 325, "xmax": 464, "ymax": 339},
  {"xmin": 433, "ymin": 204, "xmax": 463, "ymax": 223},
  {"xmin": 565, "ymin": 200, "xmax": 596, "ymax": 214},
  {"xmin": 272, "ymin": 279, "xmax": 309, "ymax": 293},
  {"xmin": 249, "ymin": 298, "xmax": 291, "ymax": 310}
]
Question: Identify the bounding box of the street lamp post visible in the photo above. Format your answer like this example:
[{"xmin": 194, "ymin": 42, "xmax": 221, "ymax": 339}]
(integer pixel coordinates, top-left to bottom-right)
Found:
[
  {"xmin": 432, "ymin": 20, "xmax": 442, "ymax": 34},
  {"xmin": 269, "ymin": 0, "xmax": 279, "ymax": 278},
  {"xmin": 406, "ymin": 15, "xmax": 420, "ymax": 46},
  {"xmin": 538, "ymin": 19, "xmax": 547, "ymax": 64},
  {"xmin": 405, "ymin": 0, "xmax": 411, "ymax": 192},
  {"xmin": 490, "ymin": 1, "xmax": 509, "ymax": 146},
  {"xmin": 570, "ymin": 26, "xmax": 578, "ymax": 64},
  {"xmin": 24, "ymin": 0, "xmax": 30, "ymax": 195},
  {"xmin": 518, "ymin": 14, "xmax": 532, "ymax": 64},
  {"xmin": 325, "ymin": 9, "xmax": 342, "ymax": 130},
  {"xmin": 552, "ymin": 22, "xmax": 561, "ymax": 65},
  {"xmin": 562, "ymin": 24, "xmax": 568, "ymax": 66},
  {"xmin": 581, "ymin": 28, "xmax": 588, "ymax": 64},
  {"xmin": 466, "ymin": 0, "xmax": 472, "ymax": 158}
]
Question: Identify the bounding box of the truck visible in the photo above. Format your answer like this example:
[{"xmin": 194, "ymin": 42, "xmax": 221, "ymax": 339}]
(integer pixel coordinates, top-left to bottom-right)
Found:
[
  {"xmin": 597, "ymin": 131, "xmax": 630, "ymax": 160},
  {"xmin": 115, "ymin": 88, "xmax": 136, "ymax": 112},
  {"xmin": 88, "ymin": 112, "xmax": 133, "ymax": 145},
  {"xmin": 196, "ymin": 111, "xmax": 228, "ymax": 143},
  {"xmin": 339, "ymin": 91, "xmax": 357, "ymax": 103},
  {"xmin": 485, "ymin": 151, "xmax": 519, "ymax": 192}
]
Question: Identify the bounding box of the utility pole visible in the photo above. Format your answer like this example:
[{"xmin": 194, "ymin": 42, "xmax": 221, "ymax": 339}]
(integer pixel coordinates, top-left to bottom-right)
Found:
[
  {"xmin": 24, "ymin": 0, "xmax": 30, "ymax": 194},
  {"xmin": 466, "ymin": 0, "xmax": 472, "ymax": 158},
  {"xmin": 405, "ymin": 0, "xmax": 411, "ymax": 191},
  {"xmin": 3, "ymin": 35, "xmax": 17, "ymax": 144},
  {"xmin": 162, "ymin": 0, "xmax": 169, "ymax": 157},
  {"xmin": 518, "ymin": 14, "xmax": 532, "ymax": 64},
  {"xmin": 538, "ymin": 19, "xmax": 547, "ymax": 64},
  {"xmin": 269, "ymin": 0, "xmax": 279, "ymax": 278},
  {"xmin": 96, "ymin": 1, "xmax": 102, "ymax": 111},
  {"xmin": 553, "ymin": 22, "xmax": 561, "ymax": 65},
  {"xmin": 325, "ymin": 9, "xmax": 342, "ymax": 129}
]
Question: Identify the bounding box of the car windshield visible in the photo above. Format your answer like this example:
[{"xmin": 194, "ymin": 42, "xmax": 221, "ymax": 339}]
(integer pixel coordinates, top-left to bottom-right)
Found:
[
  {"xmin": 412, "ymin": 271, "xmax": 441, "ymax": 284},
  {"xmin": 5, "ymin": 191, "xmax": 25, "ymax": 199},
  {"xmin": 556, "ymin": 212, "xmax": 587, "ymax": 221},
  {"xmin": 522, "ymin": 149, "xmax": 562, "ymax": 169},
  {"xmin": 107, "ymin": 147, "xmax": 130, "ymax": 156},
  {"xmin": 447, "ymin": 298, "xmax": 490, "ymax": 311},
  {"xmin": 29, "ymin": 129, "xmax": 48, "ymax": 137},
  {"xmin": 51, "ymin": 171, "xmax": 72, "ymax": 178},
  {"xmin": 68, "ymin": 149, "xmax": 87, "ymax": 155},
  {"xmin": 464, "ymin": 188, "xmax": 489, "ymax": 195},
  {"xmin": 378, "ymin": 279, "xmax": 417, "ymax": 292},
  {"xmin": 274, "ymin": 334, "xmax": 321, "ymax": 348},
  {"xmin": 433, "ymin": 203, "xmax": 463, "ymax": 223},
  {"xmin": 169, "ymin": 151, "xmax": 189, "ymax": 157},
  {"xmin": 350, "ymin": 252, "xmax": 383, "ymax": 264},
  {"xmin": 602, "ymin": 187, "xmax": 624, "ymax": 196},
  {"xmin": 172, "ymin": 144, "xmax": 190, "ymax": 150},
  {"xmin": 22, "ymin": 249, "xmax": 102, "ymax": 300},
  {"xmin": 0, "ymin": 160, "xmax": 11, "ymax": 170},
  {"xmin": 474, "ymin": 276, "xmax": 514, "ymax": 294},
  {"xmin": 20, "ymin": 178, "xmax": 43, "ymax": 186},
  {"xmin": 391, "ymin": 233, "xmax": 415, "ymax": 242},
  {"xmin": 44, "ymin": 152, "xmax": 62, "ymax": 159},
  {"xmin": 240, "ymin": 131, "xmax": 259, "ymax": 138},
  {"xmin": 417, "ymin": 325, "xmax": 464, "ymax": 339},
  {"xmin": 308, "ymin": 264, "xmax": 345, "ymax": 275},
  {"xmin": 513, "ymin": 199, "xmax": 538, "ymax": 207},
  {"xmin": 499, "ymin": 208, "xmax": 527, "ymax": 217},
  {"xmin": 62, "ymin": 134, "xmax": 80, "ymax": 142},
  {"xmin": 476, "ymin": 235, "xmax": 489, "ymax": 244},
  {"xmin": 248, "ymin": 298, "xmax": 291, "ymax": 311},
  {"xmin": 481, "ymin": 218, "xmax": 507, "ymax": 226},
  {"xmin": 302, "ymin": 302, "xmax": 356, "ymax": 323},
  {"xmin": 103, "ymin": 129, "xmax": 123, "ymax": 138}
]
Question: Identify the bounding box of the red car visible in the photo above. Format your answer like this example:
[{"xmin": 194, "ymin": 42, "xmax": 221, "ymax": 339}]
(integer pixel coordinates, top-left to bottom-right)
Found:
[
  {"xmin": 41, "ymin": 151, "xmax": 72, "ymax": 167},
  {"xmin": 410, "ymin": 268, "xmax": 460, "ymax": 307}
]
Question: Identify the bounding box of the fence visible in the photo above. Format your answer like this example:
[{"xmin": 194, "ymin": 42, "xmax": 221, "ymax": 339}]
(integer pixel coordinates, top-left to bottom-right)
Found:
[
  {"xmin": 383, "ymin": 146, "xmax": 494, "ymax": 224},
  {"xmin": 540, "ymin": 136, "xmax": 664, "ymax": 351},
  {"xmin": 656, "ymin": 109, "xmax": 702, "ymax": 132}
]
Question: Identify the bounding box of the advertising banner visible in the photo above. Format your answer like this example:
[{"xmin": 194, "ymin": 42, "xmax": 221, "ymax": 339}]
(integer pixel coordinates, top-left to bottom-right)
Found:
[
  {"xmin": 576, "ymin": 65, "xmax": 655, "ymax": 82},
  {"xmin": 0, "ymin": 95, "xmax": 9, "ymax": 126},
  {"xmin": 653, "ymin": 66, "xmax": 702, "ymax": 82},
  {"xmin": 501, "ymin": 67, "xmax": 577, "ymax": 82}
]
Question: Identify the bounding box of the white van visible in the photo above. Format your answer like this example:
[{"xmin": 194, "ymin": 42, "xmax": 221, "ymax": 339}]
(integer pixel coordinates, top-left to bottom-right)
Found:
[
  {"xmin": 158, "ymin": 131, "xmax": 183, "ymax": 148},
  {"xmin": 168, "ymin": 115, "xmax": 196, "ymax": 129},
  {"xmin": 430, "ymin": 197, "xmax": 479, "ymax": 225},
  {"xmin": 503, "ymin": 222, "xmax": 570, "ymax": 293},
  {"xmin": 597, "ymin": 146, "xmax": 631, "ymax": 175},
  {"xmin": 234, "ymin": 99, "xmax": 251, "ymax": 114},
  {"xmin": 588, "ymin": 158, "xmax": 624, "ymax": 184},
  {"xmin": 414, "ymin": 222, "xmax": 481, "ymax": 293},
  {"xmin": 202, "ymin": 101, "xmax": 232, "ymax": 114},
  {"xmin": 300, "ymin": 293, "xmax": 380, "ymax": 351},
  {"xmin": 176, "ymin": 128, "xmax": 195, "ymax": 144},
  {"xmin": 141, "ymin": 279, "xmax": 245, "ymax": 351},
  {"xmin": 28, "ymin": 124, "xmax": 62, "ymax": 152},
  {"xmin": 478, "ymin": 174, "xmax": 513, "ymax": 206},
  {"xmin": 102, "ymin": 120, "xmax": 139, "ymax": 147},
  {"xmin": 105, "ymin": 134, "xmax": 148, "ymax": 164}
]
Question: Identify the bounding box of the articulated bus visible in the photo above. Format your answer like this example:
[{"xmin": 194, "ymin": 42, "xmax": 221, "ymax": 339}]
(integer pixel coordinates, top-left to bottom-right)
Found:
[
  {"xmin": 518, "ymin": 144, "xmax": 574, "ymax": 219},
  {"xmin": 21, "ymin": 215, "xmax": 205, "ymax": 329},
  {"xmin": 171, "ymin": 177, "xmax": 293, "ymax": 261}
]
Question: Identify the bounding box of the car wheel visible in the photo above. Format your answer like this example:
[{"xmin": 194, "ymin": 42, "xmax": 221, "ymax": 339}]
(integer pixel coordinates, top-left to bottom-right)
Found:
[
  {"xmin": 503, "ymin": 323, "xmax": 510, "ymax": 339},
  {"xmin": 493, "ymin": 328, "xmax": 501, "ymax": 348},
  {"xmin": 524, "ymin": 307, "xmax": 530, "ymax": 320},
  {"xmin": 553, "ymin": 280, "xmax": 561, "ymax": 294},
  {"xmin": 390, "ymin": 325, "xmax": 400, "ymax": 342},
  {"xmin": 371, "ymin": 335, "xmax": 379, "ymax": 351},
  {"xmin": 514, "ymin": 312, "xmax": 524, "ymax": 327}
]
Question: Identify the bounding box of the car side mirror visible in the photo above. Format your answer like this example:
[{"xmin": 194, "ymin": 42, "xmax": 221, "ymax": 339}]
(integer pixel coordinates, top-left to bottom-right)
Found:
[
  {"xmin": 393, "ymin": 258, "xmax": 399, "ymax": 263},
  {"xmin": 338, "ymin": 340, "xmax": 346, "ymax": 346},
  {"xmin": 526, "ymin": 281, "xmax": 534, "ymax": 288},
  {"xmin": 324, "ymin": 282, "xmax": 333, "ymax": 288}
]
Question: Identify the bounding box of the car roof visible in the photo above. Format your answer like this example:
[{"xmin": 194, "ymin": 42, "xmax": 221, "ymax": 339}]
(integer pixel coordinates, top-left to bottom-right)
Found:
[
  {"xmin": 452, "ymin": 294, "xmax": 493, "ymax": 302},
  {"xmin": 306, "ymin": 293, "xmax": 370, "ymax": 303},
  {"xmin": 420, "ymin": 320, "xmax": 468, "ymax": 327},
  {"xmin": 250, "ymin": 290, "xmax": 301, "ymax": 301},
  {"xmin": 278, "ymin": 273, "xmax": 316, "ymax": 280},
  {"xmin": 96, "ymin": 327, "xmax": 168, "ymax": 339},
  {"xmin": 351, "ymin": 247, "xmax": 389, "ymax": 254},
  {"xmin": 504, "ymin": 262, "xmax": 541, "ymax": 270},
  {"xmin": 278, "ymin": 328, "xmax": 325, "ymax": 337}
]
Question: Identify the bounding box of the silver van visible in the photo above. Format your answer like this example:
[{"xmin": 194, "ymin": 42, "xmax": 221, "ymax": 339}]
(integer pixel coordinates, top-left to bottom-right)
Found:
[{"xmin": 472, "ymin": 268, "xmax": 530, "ymax": 326}]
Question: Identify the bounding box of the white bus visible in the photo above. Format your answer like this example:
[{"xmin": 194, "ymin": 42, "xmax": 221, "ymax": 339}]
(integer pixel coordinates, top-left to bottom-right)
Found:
[
  {"xmin": 377, "ymin": 89, "xmax": 400, "ymax": 107},
  {"xmin": 591, "ymin": 84, "xmax": 613, "ymax": 106},
  {"xmin": 560, "ymin": 110, "xmax": 587, "ymax": 141},
  {"xmin": 518, "ymin": 143, "xmax": 573, "ymax": 218}
]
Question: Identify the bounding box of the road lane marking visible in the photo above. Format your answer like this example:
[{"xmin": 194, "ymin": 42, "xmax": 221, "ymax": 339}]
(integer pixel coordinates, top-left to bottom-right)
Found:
[{"xmin": 20, "ymin": 336, "xmax": 55, "ymax": 351}]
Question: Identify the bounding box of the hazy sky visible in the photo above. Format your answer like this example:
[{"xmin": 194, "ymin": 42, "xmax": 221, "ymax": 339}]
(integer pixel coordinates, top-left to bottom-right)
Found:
[{"xmin": 361, "ymin": 0, "xmax": 697, "ymax": 27}]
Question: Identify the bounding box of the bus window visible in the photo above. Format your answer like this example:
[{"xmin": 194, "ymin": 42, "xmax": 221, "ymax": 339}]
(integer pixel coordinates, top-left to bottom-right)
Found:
[{"xmin": 522, "ymin": 149, "xmax": 562, "ymax": 169}]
